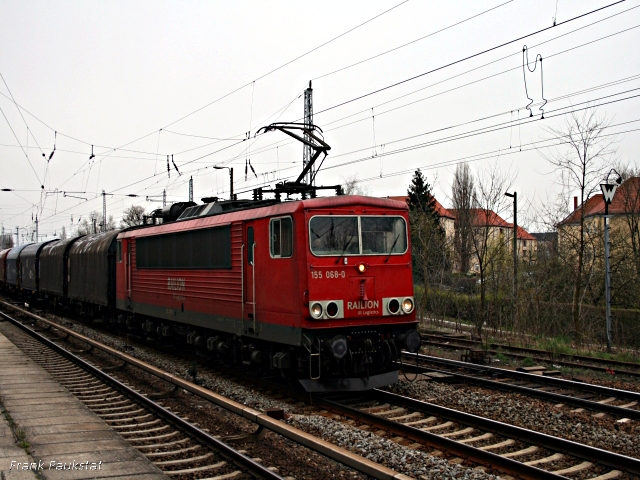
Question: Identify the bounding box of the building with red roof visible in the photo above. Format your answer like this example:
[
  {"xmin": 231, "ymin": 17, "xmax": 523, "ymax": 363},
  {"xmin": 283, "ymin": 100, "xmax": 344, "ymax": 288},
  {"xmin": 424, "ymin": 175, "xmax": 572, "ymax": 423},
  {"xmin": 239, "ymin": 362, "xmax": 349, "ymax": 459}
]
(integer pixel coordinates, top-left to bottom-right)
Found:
[
  {"xmin": 558, "ymin": 177, "xmax": 640, "ymax": 262},
  {"xmin": 388, "ymin": 196, "xmax": 537, "ymax": 273},
  {"xmin": 559, "ymin": 177, "xmax": 640, "ymax": 226}
]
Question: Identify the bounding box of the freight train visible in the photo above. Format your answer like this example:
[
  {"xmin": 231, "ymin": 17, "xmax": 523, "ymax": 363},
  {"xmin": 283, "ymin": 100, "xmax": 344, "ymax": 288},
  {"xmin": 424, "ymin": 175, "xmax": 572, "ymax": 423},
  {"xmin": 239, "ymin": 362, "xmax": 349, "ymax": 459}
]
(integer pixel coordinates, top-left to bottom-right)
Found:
[{"xmin": 0, "ymin": 124, "xmax": 420, "ymax": 392}]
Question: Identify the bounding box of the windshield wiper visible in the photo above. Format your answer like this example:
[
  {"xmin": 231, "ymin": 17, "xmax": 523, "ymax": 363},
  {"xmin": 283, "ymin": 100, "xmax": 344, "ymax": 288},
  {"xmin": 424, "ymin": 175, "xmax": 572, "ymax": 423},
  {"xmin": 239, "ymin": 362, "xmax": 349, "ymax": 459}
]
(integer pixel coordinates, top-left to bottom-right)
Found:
[
  {"xmin": 384, "ymin": 234, "xmax": 401, "ymax": 263},
  {"xmin": 335, "ymin": 235, "xmax": 355, "ymax": 264}
]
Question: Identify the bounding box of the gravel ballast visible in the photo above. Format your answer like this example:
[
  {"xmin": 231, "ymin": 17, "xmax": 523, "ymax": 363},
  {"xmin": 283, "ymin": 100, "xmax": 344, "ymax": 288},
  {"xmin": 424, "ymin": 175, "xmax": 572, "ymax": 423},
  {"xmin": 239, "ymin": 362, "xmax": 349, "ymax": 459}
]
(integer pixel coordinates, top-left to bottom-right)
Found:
[
  {"xmin": 0, "ymin": 314, "xmax": 500, "ymax": 479},
  {"xmin": 387, "ymin": 379, "xmax": 640, "ymax": 459}
]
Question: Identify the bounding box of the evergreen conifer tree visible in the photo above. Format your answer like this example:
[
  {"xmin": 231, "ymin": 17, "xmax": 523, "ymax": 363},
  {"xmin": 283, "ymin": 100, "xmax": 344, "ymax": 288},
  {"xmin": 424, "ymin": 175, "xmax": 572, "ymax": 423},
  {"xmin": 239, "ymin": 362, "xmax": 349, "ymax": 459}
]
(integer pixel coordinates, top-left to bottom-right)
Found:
[{"xmin": 407, "ymin": 169, "xmax": 440, "ymax": 229}]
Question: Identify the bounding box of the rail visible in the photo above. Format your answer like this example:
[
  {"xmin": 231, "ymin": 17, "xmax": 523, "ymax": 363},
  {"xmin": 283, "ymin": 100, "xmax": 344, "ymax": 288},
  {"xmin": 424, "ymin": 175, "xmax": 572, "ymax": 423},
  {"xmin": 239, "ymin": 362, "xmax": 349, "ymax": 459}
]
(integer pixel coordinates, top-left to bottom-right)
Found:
[{"xmin": 0, "ymin": 301, "xmax": 411, "ymax": 480}]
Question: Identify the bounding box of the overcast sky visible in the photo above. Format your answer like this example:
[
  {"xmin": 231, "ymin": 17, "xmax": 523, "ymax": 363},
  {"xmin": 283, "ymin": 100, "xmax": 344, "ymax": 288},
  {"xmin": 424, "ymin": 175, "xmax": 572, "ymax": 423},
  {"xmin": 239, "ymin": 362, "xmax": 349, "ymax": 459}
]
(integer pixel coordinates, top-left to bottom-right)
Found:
[{"xmin": 1, "ymin": 0, "xmax": 639, "ymax": 241}]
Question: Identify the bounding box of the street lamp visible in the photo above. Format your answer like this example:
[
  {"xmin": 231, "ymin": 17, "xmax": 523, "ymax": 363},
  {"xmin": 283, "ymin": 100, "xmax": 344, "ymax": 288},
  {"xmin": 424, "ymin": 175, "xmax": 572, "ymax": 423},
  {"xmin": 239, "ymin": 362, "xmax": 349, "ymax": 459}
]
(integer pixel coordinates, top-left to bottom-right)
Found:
[
  {"xmin": 213, "ymin": 166, "xmax": 235, "ymax": 200},
  {"xmin": 600, "ymin": 169, "xmax": 623, "ymax": 352},
  {"xmin": 504, "ymin": 191, "xmax": 518, "ymax": 300}
]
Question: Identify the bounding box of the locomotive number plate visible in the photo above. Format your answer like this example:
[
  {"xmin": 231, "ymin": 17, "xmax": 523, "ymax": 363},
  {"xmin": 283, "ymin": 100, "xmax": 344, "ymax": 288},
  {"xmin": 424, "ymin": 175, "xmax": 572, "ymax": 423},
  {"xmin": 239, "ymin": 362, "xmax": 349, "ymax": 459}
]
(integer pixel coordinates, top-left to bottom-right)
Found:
[{"xmin": 311, "ymin": 270, "xmax": 346, "ymax": 279}]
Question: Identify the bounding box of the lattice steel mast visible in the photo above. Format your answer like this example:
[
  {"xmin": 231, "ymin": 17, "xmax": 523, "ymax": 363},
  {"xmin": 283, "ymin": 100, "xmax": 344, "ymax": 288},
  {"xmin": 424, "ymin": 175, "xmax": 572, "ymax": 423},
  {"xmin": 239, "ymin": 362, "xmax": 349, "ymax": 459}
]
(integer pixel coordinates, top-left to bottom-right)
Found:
[{"xmin": 303, "ymin": 81, "xmax": 313, "ymax": 185}]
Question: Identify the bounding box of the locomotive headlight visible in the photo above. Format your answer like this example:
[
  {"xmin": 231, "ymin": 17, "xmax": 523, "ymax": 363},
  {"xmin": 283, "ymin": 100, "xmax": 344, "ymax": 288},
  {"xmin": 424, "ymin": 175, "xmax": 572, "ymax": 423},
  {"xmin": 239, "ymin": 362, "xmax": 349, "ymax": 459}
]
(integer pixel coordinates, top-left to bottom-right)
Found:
[
  {"xmin": 402, "ymin": 297, "xmax": 414, "ymax": 313},
  {"xmin": 326, "ymin": 301, "xmax": 339, "ymax": 318},
  {"xmin": 388, "ymin": 298, "xmax": 400, "ymax": 314},
  {"xmin": 310, "ymin": 302, "xmax": 323, "ymax": 319},
  {"xmin": 357, "ymin": 263, "xmax": 366, "ymax": 273}
]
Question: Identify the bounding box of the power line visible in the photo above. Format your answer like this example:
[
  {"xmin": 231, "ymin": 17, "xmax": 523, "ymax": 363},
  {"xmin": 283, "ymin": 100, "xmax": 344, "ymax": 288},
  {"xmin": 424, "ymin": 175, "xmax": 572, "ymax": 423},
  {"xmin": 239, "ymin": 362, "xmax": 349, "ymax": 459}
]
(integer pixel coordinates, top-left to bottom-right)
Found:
[
  {"xmin": 162, "ymin": 130, "xmax": 245, "ymax": 141},
  {"xmin": 313, "ymin": 0, "xmax": 513, "ymax": 81},
  {"xmin": 158, "ymin": 94, "xmax": 640, "ymax": 201},
  {"xmin": 327, "ymin": 84, "xmax": 640, "ymax": 162},
  {"xmin": 245, "ymin": 16, "xmax": 640, "ymax": 161},
  {"xmin": 0, "ymin": 105, "xmax": 42, "ymax": 185},
  {"xmin": 310, "ymin": 0, "xmax": 626, "ymax": 117},
  {"xmin": 0, "ymin": 72, "xmax": 46, "ymax": 158},
  {"xmin": 323, "ymin": 92, "xmax": 640, "ymax": 172},
  {"xmin": 11, "ymin": 76, "xmax": 640, "ymax": 230},
  {"xmin": 356, "ymin": 125, "xmax": 640, "ymax": 187},
  {"xmin": 25, "ymin": 106, "xmax": 640, "ymax": 234},
  {"xmin": 147, "ymin": 0, "xmax": 410, "ymax": 134},
  {"xmin": 322, "ymin": 18, "xmax": 640, "ymax": 131}
]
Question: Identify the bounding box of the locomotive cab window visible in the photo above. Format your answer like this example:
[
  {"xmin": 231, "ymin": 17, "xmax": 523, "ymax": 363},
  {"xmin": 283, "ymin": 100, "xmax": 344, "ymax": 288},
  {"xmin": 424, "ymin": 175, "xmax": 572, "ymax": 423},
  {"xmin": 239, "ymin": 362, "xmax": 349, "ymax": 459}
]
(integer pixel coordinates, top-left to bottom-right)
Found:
[
  {"xmin": 270, "ymin": 217, "xmax": 292, "ymax": 258},
  {"xmin": 361, "ymin": 217, "xmax": 407, "ymax": 254},
  {"xmin": 116, "ymin": 240, "xmax": 122, "ymax": 263},
  {"xmin": 309, "ymin": 215, "xmax": 407, "ymax": 256}
]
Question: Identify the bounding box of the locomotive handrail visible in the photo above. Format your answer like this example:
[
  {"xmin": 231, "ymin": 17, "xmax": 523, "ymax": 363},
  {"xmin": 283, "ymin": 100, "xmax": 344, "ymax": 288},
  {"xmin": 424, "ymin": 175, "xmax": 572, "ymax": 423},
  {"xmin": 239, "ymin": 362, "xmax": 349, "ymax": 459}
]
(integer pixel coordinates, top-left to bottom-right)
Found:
[{"xmin": 0, "ymin": 301, "xmax": 411, "ymax": 480}]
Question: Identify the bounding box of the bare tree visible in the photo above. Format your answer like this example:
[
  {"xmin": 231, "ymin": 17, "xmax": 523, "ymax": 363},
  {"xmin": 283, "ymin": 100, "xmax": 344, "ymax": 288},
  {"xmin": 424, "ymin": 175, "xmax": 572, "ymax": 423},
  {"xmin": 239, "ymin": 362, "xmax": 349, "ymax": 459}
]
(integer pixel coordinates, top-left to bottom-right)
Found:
[
  {"xmin": 1, "ymin": 234, "xmax": 13, "ymax": 249},
  {"xmin": 469, "ymin": 163, "xmax": 514, "ymax": 336},
  {"xmin": 60, "ymin": 226, "xmax": 67, "ymax": 240},
  {"xmin": 77, "ymin": 211, "xmax": 116, "ymax": 235},
  {"xmin": 452, "ymin": 164, "xmax": 475, "ymax": 273},
  {"xmin": 615, "ymin": 165, "xmax": 640, "ymax": 276},
  {"xmin": 407, "ymin": 169, "xmax": 448, "ymax": 317},
  {"xmin": 341, "ymin": 174, "xmax": 372, "ymax": 196},
  {"xmin": 541, "ymin": 108, "xmax": 615, "ymax": 340},
  {"xmin": 120, "ymin": 205, "xmax": 147, "ymax": 228}
]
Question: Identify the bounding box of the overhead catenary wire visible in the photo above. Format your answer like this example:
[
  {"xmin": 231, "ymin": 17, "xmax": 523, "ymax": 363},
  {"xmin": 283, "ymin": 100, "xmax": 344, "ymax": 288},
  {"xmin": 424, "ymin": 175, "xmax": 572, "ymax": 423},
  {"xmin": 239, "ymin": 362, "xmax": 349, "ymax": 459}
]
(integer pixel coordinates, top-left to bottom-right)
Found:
[
  {"xmin": 5, "ymin": 2, "xmax": 637, "ymax": 233},
  {"xmin": 3, "ymin": 2, "xmax": 634, "ymax": 199},
  {"xmin": 239, "ymin": 17, "xmax": 640, "ymax": 160},
  {"xmin": 25, "ymin": 100, "xmax": 640, "ymax": 233},
  {"xmin": 312, "ymin": 0, "xmax": 514, "ymax": 81},
  {"xmin": 0, "ymin": 0, "xmax": 622, "ymax": 191},
  {"xmin": 0, "ymin": 72, "xmax": 46, "ymax": 158},
  {"xmin": 307, "ymin": 0, "xmax": 626, "ymax": 119},
  {"xmin": 134, "ymin": 90, "xmax": 640, "ymax": 204},
  {"xmin": 0, "ymin": 105, "xmax": 42, "ymax": 185},
  {"xmin": 157, "ymin": 82, "xmax": 640, "ymax": 203},
  {"xmin": 129, "ymin": 0, "xmax": 410, "ymax": 137},
  {"xmin": 235, "ymin": 68, "xmax": 640, "ymax": 167},
  {"xmin": 322, "ymin": 92, "xmax": 640, "ymax": 172},
  {"xmin": 36, "ymin": 1, "xmax": 410, "ymax": 197},
  {"xmin": 10, "ymin": 72, "xmax": 640, "ymax": 228}
]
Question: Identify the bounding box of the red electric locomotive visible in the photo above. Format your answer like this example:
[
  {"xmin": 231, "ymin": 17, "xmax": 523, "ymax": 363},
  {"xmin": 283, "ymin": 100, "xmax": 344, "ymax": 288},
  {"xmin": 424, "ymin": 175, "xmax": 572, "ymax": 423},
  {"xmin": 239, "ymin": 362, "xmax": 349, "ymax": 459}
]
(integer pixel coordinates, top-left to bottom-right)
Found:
[
  {"xmin": 116, "ymin": 123, "xmax": 420, "ymax": 391},
  {"xmin": 116, "ymin": 193, "xmax": 420, "ymax": 391}
]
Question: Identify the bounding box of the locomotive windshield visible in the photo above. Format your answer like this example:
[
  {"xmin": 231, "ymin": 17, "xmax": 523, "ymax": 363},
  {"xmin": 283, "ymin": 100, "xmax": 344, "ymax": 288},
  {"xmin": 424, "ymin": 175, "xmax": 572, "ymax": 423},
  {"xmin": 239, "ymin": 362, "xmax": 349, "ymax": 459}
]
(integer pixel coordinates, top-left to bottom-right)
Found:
[{"xmin": 309, "ymin": 215, "xmax": 407, "ymax": 256}]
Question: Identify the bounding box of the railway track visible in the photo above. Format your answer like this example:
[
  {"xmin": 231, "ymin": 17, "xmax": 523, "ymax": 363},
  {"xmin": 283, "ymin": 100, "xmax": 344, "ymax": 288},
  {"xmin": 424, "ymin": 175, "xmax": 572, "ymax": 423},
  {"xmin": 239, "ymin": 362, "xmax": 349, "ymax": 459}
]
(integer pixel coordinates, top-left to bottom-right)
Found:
[
  {"xmin": 0, "ymin": 303, "xmax": 416, "ymax": 480},
  {"xmin": 421, "ymin": 332, "xmax": 640, "ymax": 378},
  {"xmin": 0, "ymin": 309, "xmax": 283, "ymax": 480},
  {"xmin": 316, "ymin": 389, "xmax": 640, "ymax": 480},
  {"xmin": 5, "ymin": 302, "xmax": 640, "ymax": 479},
  {"xmin": 399, "ymin": 352, "xmax": 640, "ymax": 421}
]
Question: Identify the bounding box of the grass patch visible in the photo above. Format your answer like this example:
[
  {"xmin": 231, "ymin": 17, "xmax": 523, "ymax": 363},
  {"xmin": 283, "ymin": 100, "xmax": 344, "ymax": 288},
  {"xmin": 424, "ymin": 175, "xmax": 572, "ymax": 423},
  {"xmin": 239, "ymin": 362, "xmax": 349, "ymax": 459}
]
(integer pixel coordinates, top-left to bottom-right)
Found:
[
  {"xmin": 520, "ymin": 356, "xmax": 535, "ymax": 367},
  {"xmin": 494, "ymin": 352, "xmax": 511, "ymax": 365},
  {"xmin": 0, "ymin": 397, "xmax": 31, "ymax": 454},
  {"xmin": 614, "ymin": 351, "xmax": 640, "ymax": 364}
]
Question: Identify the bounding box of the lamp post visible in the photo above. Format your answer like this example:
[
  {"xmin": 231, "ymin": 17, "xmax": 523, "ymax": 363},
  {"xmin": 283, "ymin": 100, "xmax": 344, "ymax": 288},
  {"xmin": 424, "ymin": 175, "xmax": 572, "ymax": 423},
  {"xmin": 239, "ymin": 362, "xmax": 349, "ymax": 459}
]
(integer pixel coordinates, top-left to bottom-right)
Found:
[
  {"xmin": 504, "ymin": 191, "xmax": 518, "ymax": 300},
  {"xmin": 213, "ymin": 166, "xmax": 235, "ymax": 200},
  {"xmin": 600, "ymin": 169, "xmax": 622, "ymax": 352}
]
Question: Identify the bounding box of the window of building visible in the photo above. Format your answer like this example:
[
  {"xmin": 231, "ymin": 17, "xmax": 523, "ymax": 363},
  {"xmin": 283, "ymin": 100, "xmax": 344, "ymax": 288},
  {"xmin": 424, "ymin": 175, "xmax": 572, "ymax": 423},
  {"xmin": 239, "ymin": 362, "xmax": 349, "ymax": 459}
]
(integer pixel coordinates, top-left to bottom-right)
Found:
[
  {"xmin": 270, "ymin": 217, "xmax": 293, "ymax": 258},
  {"xmin": 116, "ymin": 240, "xmax": 122, "ymax": 263}
]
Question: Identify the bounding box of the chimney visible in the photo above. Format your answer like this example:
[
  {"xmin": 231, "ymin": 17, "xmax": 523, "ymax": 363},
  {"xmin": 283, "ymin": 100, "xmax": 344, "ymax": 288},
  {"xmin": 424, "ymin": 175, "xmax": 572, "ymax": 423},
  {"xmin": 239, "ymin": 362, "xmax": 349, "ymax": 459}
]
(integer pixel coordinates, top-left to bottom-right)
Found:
[{"xmin": 573, "ymin": 196, "xmax": 578, "ymax": 211}]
